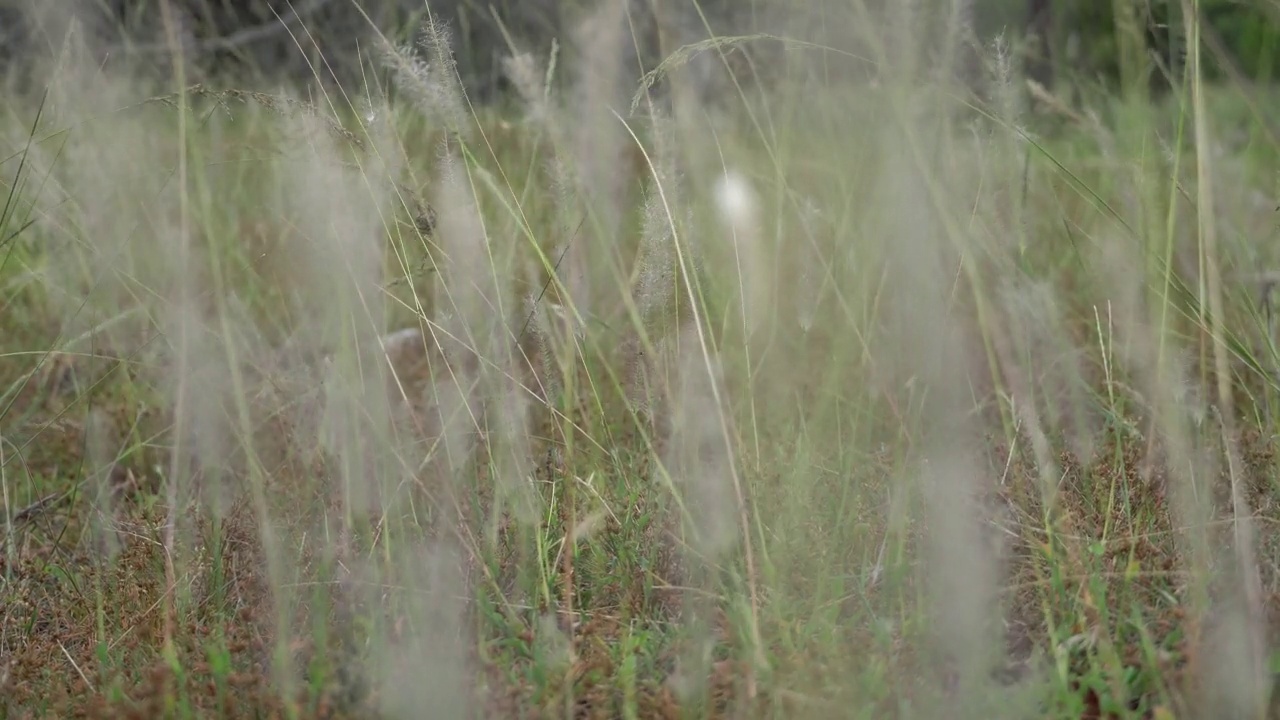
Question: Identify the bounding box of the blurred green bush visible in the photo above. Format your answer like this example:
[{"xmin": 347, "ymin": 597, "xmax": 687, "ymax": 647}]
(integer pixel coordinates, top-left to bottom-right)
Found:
[
  {"xmin": 2, "ymin": 0, "xmax": 1276, "ymax": 98},
  {"xmin": 980, "ymin": 0, "xmax": 1280, "ymax": 88}
]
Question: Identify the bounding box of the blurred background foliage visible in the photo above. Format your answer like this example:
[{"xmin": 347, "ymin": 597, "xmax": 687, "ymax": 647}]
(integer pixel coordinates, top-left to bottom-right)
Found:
[{"xmin": 1, "ymin": 0, "xmax": 1278, "ymax": 100}]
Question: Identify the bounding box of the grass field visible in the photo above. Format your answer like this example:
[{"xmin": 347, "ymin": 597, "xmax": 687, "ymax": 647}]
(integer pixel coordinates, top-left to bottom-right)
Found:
[{"xmin": 4, "ymin": 7, "xmax": 1280, "ymax": 719}]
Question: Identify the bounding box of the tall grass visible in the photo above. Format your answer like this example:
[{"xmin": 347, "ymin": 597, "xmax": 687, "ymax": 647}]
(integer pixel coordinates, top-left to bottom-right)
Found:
[{"xmin": 2, "ymin": 1, "xmax": 1280, "ymax": 718}]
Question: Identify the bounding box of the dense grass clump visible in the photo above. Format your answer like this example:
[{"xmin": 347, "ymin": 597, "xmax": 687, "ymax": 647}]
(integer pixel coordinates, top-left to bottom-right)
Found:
[{"xmin": 3, "ymin": 2, "xmax": 1280, "ymax": 719}]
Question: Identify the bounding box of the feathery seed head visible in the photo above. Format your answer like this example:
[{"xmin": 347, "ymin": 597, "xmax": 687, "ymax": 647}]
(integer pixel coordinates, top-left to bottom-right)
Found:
[{"xmin": 714, "ymin": 170, "xmax": 757, "ymax": 229}]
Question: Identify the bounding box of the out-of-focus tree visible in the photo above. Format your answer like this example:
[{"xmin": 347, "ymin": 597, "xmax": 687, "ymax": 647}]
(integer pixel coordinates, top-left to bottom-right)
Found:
[
  {"xmin": 1000, "ymin": 0, "xmax": 1280, "ymax": 94},
  {"xmin": 2, "ymin": 0, "xmax": 1276, "ymax": 102}
]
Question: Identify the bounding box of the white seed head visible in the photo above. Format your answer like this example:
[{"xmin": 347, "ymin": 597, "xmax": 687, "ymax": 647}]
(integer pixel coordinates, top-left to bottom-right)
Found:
[{"xmin": 714, "ymin": 169, "xmax": 756, "ymax": 228}]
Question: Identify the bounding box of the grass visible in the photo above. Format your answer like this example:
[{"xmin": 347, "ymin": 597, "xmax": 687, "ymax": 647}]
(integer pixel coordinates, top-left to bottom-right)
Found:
[{"xmin": 3, "ymin": 3, "xmax": 1280, "ymax": 719}]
